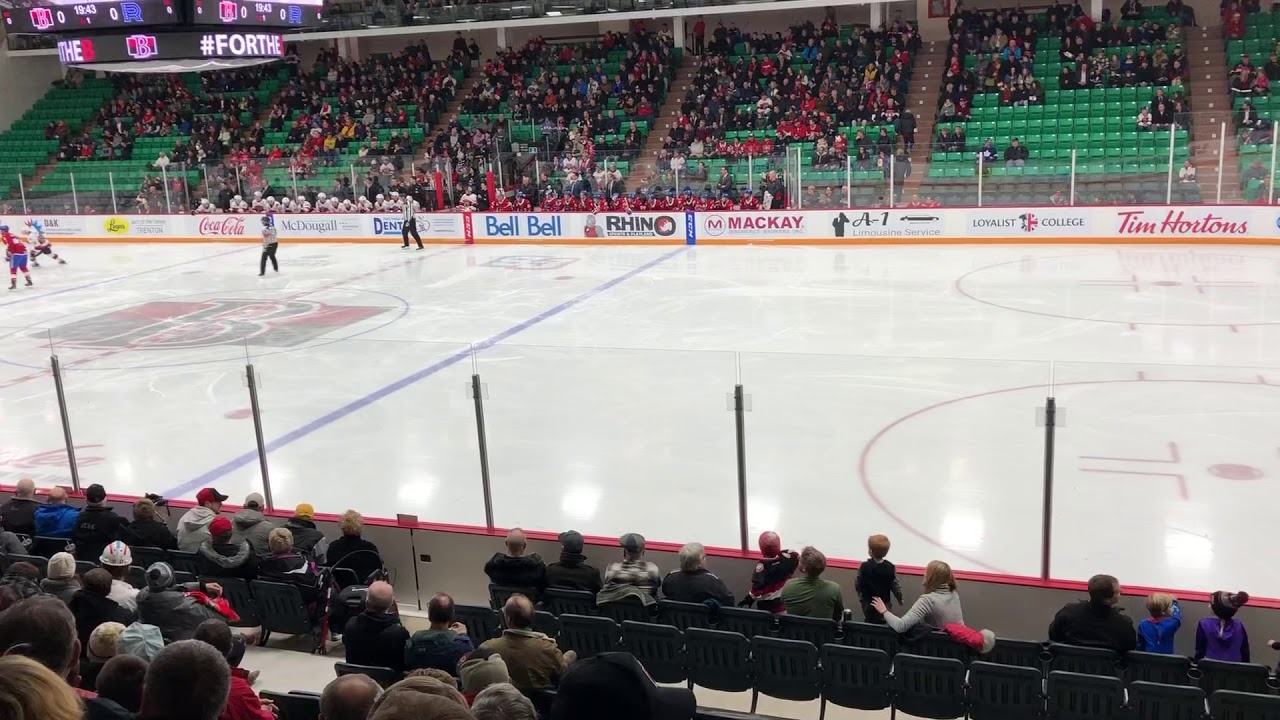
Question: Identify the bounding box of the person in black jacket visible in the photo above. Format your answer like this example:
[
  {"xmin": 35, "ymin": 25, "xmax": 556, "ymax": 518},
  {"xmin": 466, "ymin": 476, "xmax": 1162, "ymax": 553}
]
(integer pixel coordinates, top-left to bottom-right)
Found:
[
  {"xmin": 257, "ymin": 528, "xmax": 325, "ymax": 607},
  {"xmin": 855, "ymin": 534, "xmax": 904, "ymax": 623},
  {"xmin": 661, "ymin": 542, "xmax": 734, "ymax": 606},
  {"xmin": 327, "ymin": 510, "xmax": 383, "ymax": 588},
  {"xmin": 342, "ymin": 581, "xmax": 409, "ymax": 674},
  {"xmin": 74, "ymin": 484, "xmax": 127, "ymax": 563},
  {"xmin": 545, "ymin": 531, "xmax": 602, "ymax": 594},
  {"xmin": 1048, "ymin": 574, "xmax": 1138, "ymax": 652},
  {"xmin": 283, "ymin": 503, "xmax": 329, "ymax": 564},
  {"xmin": 118, "ymin": 498, "xmax": 177, "ymax": 551},
  {"xmin": 0, "ymin": 478, "xmax": 40, "ymax": 535},
  {"xmin": 484, "ymin": 528, "xmax": 547, "ymax": 593},
  {"xmin": 196, "ymin": 516, "xmax": 255, "ymax": 581},
  {"xmin": 69, "ymin": 569, "xmax": 136, "ymax": 652}
]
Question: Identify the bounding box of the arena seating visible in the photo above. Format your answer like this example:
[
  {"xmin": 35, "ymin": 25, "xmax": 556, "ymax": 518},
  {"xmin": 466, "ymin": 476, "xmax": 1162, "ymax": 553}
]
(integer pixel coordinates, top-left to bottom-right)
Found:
[
  {"xmin": 1229, "ymin": 9, "xmax": 1280, "ymax": 200},
  {"xmin": 0, "ymin": 75, "xmax": 114, "ymax": 205}
]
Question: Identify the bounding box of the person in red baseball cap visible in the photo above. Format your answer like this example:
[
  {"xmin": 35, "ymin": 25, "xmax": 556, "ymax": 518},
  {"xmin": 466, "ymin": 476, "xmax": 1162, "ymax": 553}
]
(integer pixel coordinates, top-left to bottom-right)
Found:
[
  {"xmin": 176, "ymin": 488, "xmax": 228, "ymax": 552},
  {"xmin": 196, "ymin": 515, "xmax": 256, "ymax": 581}
]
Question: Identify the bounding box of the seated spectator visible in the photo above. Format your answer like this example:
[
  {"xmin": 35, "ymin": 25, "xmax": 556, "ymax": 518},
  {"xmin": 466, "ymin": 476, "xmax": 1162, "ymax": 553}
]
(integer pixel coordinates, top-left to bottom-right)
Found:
[
  {"xmin": 99, "ymin": 541, "xmax": 139, "ymax": 611},
  {"xmin": 406, "ymin": 592, "xmax": 473, "ymax": 676},
  {"xmin": 550, "ymin": 652, "xmax": 696, "ymax": 720},
  {"xmin": 320, "ymin": 674, "xmax": 382, "ymax": 720},
  {"xmin": 366, "ymin": 676, "xmax": 474, "ymax": 720},
  {"xmin": 661, "ymin": 542, "xmax": 733, "ymax": 606},
  {"xmin": 119, "ymin": 623, "xmax": 164, "ymax": 662},
  {"xmin": 471, "ymin": 683, "xmax": 538, "ymax": 720},
  {"xmin": 1137, "ymin": 593, "xmax": 1181, "ymax": 653},
  {"xmin": 230, "ymin": 493, "xmax": 273, "ymax": 558},
  {"xmin": 597, "ymin": 533, "xmax": 661, "ymax": 606},
  {"xmin": 746, "ymin": 531, "xmax": 799, "ymax": 613},
  {"xmin": 74, "ymin": 484, "xmax": 127, "ymax": 563},
  {"xmin": 34, "ymin": 486, "xmax": 79, "ymax": 540},
  {"xmin": 283, "ymin": 503, "xmax": 329, "ymax": 563},
  {"xmin": 1047, "ymin": 573, "xmax": 1137, "ymax": 652},
  {"xmin": 177, "ymin": 488, "xmax": 227, "ymax": 552},
  {"xmin": 327, "ymin": 510, "xmax": 383, "ymax": 588},
  {"xmin": 873, "ymin": 560, "xmax": 963, "ymax": 634},
  {"xmin": 136, "ymin": 562, "xmax": 227, "ymax": 642},
  {"xmin": 1137, "ymin": 106, "xmax": 1153, "ymax": 131},
  {"xmin": 0, "ymin": 656, "xmax": 84, "ymax": 720},
  {"xmin": 484, "ymin": 528, "xmax": 547, "ymax": 593},
  {"xmin": 119, "ymin": 498, "xmax": 177, "ymax": 551},
  {"xmin": 42, "ymin": 552, "xmax": 81, "ymax": 604},
  {"xmin": 0, "ymin": 595, "xmax": 84, "ymax": 695},
  {"xmin": 459, "ymin": 648, "xmax": 510, "ymax": 704},
  {"xmin": 546, "ymin": 530, "xmax": 602, "ymax": 594},
  {"xmin": 977, "ymin": 138, "xmax": 998, "ymax": 168},
  {"xmin": 1196, "ymin": 591, "xmax": 1250, "ymax": 662},
  {"xmin": 94, "ymin": 654, "xmax": 149, "ymax": 717},
  {"xmin": 193, "ymin": 619, "xmax": 273, "ymax": 720},
  {"xmin": 780, "ymin": 546, "xmax": 843, "ymax": 621},
  {"xmin": 1179, "ymin": 160, "xmax": 1197, "ymax": 183},
  {"xmin": 256, "ymin": 528, "xmax": 324, "ymax": 605},
  {"xmin": 197, "ymin": 516, "xmax": 256, "ymax": 581},
  {"xmin": 1004, "ymin": 138, "xmax": 1029, "ymax": 167},
  {"xmin": 81, "ymin": 619, "xmax": 125, "ymax": 691},
  {"xmin": 138, "ymin": 640, "xmax": 232, "ymax": 720},
  {"xmin": 342, "ymin": 581, "xmax": 409, "ymax": 674},
  {"xmin": 1, "ymin": 478, "xmax": 41, "ymax": 535},
  {"xmin": 70, "ymin": 569, "xmax": 137, "ymax": 651},
  {"xmin": 1237, "ymin": 101, "xmax": 1258, "ymax": 130},
  {"xmin": 479, "ymin": 595, "xmax": 574, "ymax": 690},
  {"xmin": 0, "ymin": 561, "xmax": 44, "ymax": 604},
  {"xmin": 856, "ymin": 534, "xmax": 904, "ymax": 623}
]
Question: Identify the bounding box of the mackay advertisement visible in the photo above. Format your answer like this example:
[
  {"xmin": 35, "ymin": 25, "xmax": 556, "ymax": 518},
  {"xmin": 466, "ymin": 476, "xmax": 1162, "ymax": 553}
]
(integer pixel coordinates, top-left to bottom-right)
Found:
[{"xmin": 695, "ymin": 210, "xmax": 946, "ymax": 242}]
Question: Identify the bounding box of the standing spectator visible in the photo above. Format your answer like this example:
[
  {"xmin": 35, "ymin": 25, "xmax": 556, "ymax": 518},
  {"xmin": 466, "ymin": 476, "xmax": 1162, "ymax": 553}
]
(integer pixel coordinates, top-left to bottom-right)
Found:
[
  {"xmin": 95, "ymin": 654, "xmax": 149, "ymax": 717},
  {"xmin": 597, "ymin": 533, "xmax": 661, "ymax": 606},
  {"xmin": 42, "ymin": 552, "xmax": 81, "ymax": 604},
  {"xmin": 479, "ymin": 595, "xmax": 574, "ymax": 690},
  {"xmin": 1047, "ymin": 574, "xmax": 1137, "ymax": 652},
  {"xmin": 320, "ymin": 674, "xmax": 382, "ymax": 720},
  {"xmin": 342, "ymin": 581, "xmax": 410, "ymax": 674},
  {"xmin": 1196, "ymin": 591, "xmax": 1251, "ymax": 662},
  {"xmin": 692, "ymin": 17, "xmax": 705, "ymax": 55},
  {"xmin": 546, "ymin": 530, "xmax": 602, "ymax": 594},
  {"xmin": 550, "ymin": 652, "xmax": 696, "ymax": 720},
  {"xmin": 193, "ymin": 620, "xmax": 272, "ymax": 720},
  {"xmin": 897, "ymin": 109, "xmax": 918, "ymax": 151},
  {"xmin": 34, "ymin": 486, "xmax": 79, "ymax": 540},
  {"xmin": 327, "ymin": 510, "xmax": 383, "ymax": 588},
  {"xmin": 661, "ymin": 542, "xmax": 734, "ymax": 606},
  {"xmin": 120, "ymin": 498, "xmax": 177, "ymax": 551},
  {"xmin": 197, "ymin": 516, "xmax": 256, "ymax": 581},
  {"xmin": 283, "ymin": 503, "xmax": 329, "ymax": 564},
  {"xmin": 74, "ymin": 484, "xmax": 127, "ymax": 563},
  {"xmin": 1137, "ymin": 593, "xmax": 1182, "ymax": 653},
  {"xmin": 855, "ymin": 534, "xmax": 904, "ymax": 623},
  {"xmin": 99, "ymin": 541, "xmax": 139, "ymax": 612},
  {"xmin": 746, "ymin": 531, "xmax": 799, "ymax": 614},
  {"xmin": 137, "ymin": 640, "xmax": 231, "ymax": 720},
  {"xmin": 70, "ymin": 569, "xmax": 136, "ymax": 651},
  {"xmin": 177, "ymin": 488, "xmax": 227, "ymax": 552},
  {"xmin": 230, "ymin": 493, "xmax": 273, "ymax": 558},
  {"xmin": 471, "ymin": 683, "xmax": 538, "ymax": 720},
  {"xmin": 780, "ymin": 546, "xmax": 844, "ymax": 621},
  {"xmin": 1004, "ymin": 138, "xmax": 1029, "ymax": 167},
  {"xmin": 0, "ymin": 656, "xmax": 84, "ymax": 720},
  {"xmin": 136, "ymin": 562, "xmax": 227, "ymax": 642},
  {"xmin": 1, "ymin": 478, "xmax": 40, "ymax": 535},
  {"xmin": 484, "ymin": 528, "xmax": 547, "ymax": 592},
  {"xmin": 406, "ymin": 592, "xmax": 474, "ymax": 676},
  {"xmin": 0, "ymin": 595, "xmax": 84, "ymax": 695},
  {"xmin": 873, "ymin": 560, "xmax": 964, "ymax": 634}
]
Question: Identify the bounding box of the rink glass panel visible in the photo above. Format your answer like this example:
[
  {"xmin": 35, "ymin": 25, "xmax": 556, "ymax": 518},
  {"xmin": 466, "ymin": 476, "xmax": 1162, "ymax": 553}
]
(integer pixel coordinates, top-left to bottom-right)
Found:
[{"xmin": 0, "ymin": 327, "xmax": 73, "ymax": 491}]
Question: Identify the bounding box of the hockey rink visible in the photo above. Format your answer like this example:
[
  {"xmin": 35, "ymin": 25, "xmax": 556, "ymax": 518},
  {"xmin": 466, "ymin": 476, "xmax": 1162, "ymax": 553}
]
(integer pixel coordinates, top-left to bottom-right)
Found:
[{"xmin": 2, "ymin": 241, "xmax": 1280, "ymax": 595}]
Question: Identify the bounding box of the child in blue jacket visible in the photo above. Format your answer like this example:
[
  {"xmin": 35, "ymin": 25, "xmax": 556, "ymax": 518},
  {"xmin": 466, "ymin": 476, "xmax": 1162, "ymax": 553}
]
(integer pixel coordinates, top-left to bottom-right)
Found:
[{"xmin": 1137, "ymin": 593, "xmax": 1182, "ymax": 653}]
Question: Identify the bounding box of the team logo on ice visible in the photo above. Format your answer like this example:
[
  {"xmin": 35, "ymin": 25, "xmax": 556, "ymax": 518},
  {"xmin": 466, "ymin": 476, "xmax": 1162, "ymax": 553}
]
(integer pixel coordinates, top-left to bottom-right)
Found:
[{"xmin": 49, "ymin": 299, "xmax": 389, "ymax": 349}]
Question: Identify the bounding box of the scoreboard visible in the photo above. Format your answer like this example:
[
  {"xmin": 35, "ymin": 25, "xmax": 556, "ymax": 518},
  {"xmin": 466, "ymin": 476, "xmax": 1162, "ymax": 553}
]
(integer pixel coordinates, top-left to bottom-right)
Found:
[{"xmin": 3, "ymin": 0, "xmax": 323, "ymax": 33}]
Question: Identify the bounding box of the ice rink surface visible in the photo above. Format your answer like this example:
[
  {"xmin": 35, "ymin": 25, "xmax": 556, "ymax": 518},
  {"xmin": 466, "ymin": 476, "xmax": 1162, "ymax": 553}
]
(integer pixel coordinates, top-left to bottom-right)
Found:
[{"xmin": 2, "ymin": 241, "xmax": 1280, "ymax": 595}]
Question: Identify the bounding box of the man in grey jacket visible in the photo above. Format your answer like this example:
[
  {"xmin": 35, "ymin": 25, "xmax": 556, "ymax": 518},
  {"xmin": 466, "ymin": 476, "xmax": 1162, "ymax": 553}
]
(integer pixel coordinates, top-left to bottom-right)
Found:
[
  {"xmin": 135, "ymin": 562, "xmax": 227, "ymax": 642},
  {"xmin": 230, "ymin": 492, "xmax": 274, "ymax": 558},
  {"xmin": 176, "ymin": 488, "xmax": 226, "ymax": 552}
]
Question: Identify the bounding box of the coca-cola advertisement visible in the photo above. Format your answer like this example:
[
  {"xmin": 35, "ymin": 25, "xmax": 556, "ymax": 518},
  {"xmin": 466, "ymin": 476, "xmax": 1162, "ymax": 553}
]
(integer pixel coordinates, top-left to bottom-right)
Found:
[{"xmin": 196, "ymin": 215, "xmax": 250, "ymax": 237}]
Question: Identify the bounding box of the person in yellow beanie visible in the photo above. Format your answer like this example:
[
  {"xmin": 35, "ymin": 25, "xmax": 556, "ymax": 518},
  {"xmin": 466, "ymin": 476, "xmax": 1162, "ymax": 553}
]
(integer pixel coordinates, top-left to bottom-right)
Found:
[{"xmin": 283, "ymin": 502, "xmax": 328, "ymax": 564}]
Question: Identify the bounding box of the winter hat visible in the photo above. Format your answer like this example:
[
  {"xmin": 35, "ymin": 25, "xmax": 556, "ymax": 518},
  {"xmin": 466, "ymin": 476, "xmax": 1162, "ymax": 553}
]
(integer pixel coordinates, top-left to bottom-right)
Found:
[
  {"xmin": 459, "ymin": 649, "xmax": 510, "ymax": 694},
  {"xmin": 88, "ymin": 621, "xmax": 127, "ymax": 662},
  {"xmin": 119, "ymin": 623, "xmax": 164, "ymax": 661},
  {"xmin": 144, "ymin": 562, "xmax": 175, "ymax": 591},
  {"xmin": 209, "ymin": 516, "xmax": 233, "ymax": 539},
  {"xmin": 100, "ymin": 540, "xmax": 132, "ymax": 567},
  {"xmin": 1210, "ymin": 591, "xmax": 1249, "ymax": 620},
  {"xmin": 47, "ymin": 552, "xmax": 76, "ymax": 580}
]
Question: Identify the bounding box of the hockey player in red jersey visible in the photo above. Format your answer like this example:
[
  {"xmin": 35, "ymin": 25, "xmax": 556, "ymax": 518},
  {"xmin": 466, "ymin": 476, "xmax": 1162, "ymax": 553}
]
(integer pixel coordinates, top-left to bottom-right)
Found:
[
  {"xmin": 714, "ymin": 191, "xmax": 734, "ymax": 211},
  {"xmin": 512, "ymin": 191, "xmax": 532, "ymax": 212},
  {"xmin": 739, "ymin": 188, "xmax": 762, "ymax": 210},
  {"xmin": 591, "ymin": 193, "xmax": 609, "ymax": 213},
  {"xmin": 4, "ymin": 225, "xmax": 32, "ymax": 289},
  {"xmin": 491, "ymin": 192, "xmax": 514, "ymax": 211},
  {"xmin": 611, "ymin": 193, "xmax": 631, "ymax": 212},
  {"xmin": 693, "ymin": 190, "xmax": 713, "ymax": 212},
  {"xmin": 540, "ymin": 188, "xmax": 562, "ymax": 212}
]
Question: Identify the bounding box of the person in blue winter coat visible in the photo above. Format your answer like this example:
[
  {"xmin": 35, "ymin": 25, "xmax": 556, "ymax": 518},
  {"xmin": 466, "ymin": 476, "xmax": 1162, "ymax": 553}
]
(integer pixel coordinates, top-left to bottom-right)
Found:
[
  {"xmin": 1137, "ymin": 593, "xmax": 1181, "ymax": 653},
  {"xmin": 33, "ymin": 487, "xmax": 79, "ymax": 538}
]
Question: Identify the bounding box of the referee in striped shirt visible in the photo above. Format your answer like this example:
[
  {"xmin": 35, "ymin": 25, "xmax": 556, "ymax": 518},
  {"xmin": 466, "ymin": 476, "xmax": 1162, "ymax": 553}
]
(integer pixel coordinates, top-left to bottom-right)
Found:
[{"xmin": 401, "ymin": 199, "xmax": 423, "ymax": 249}]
